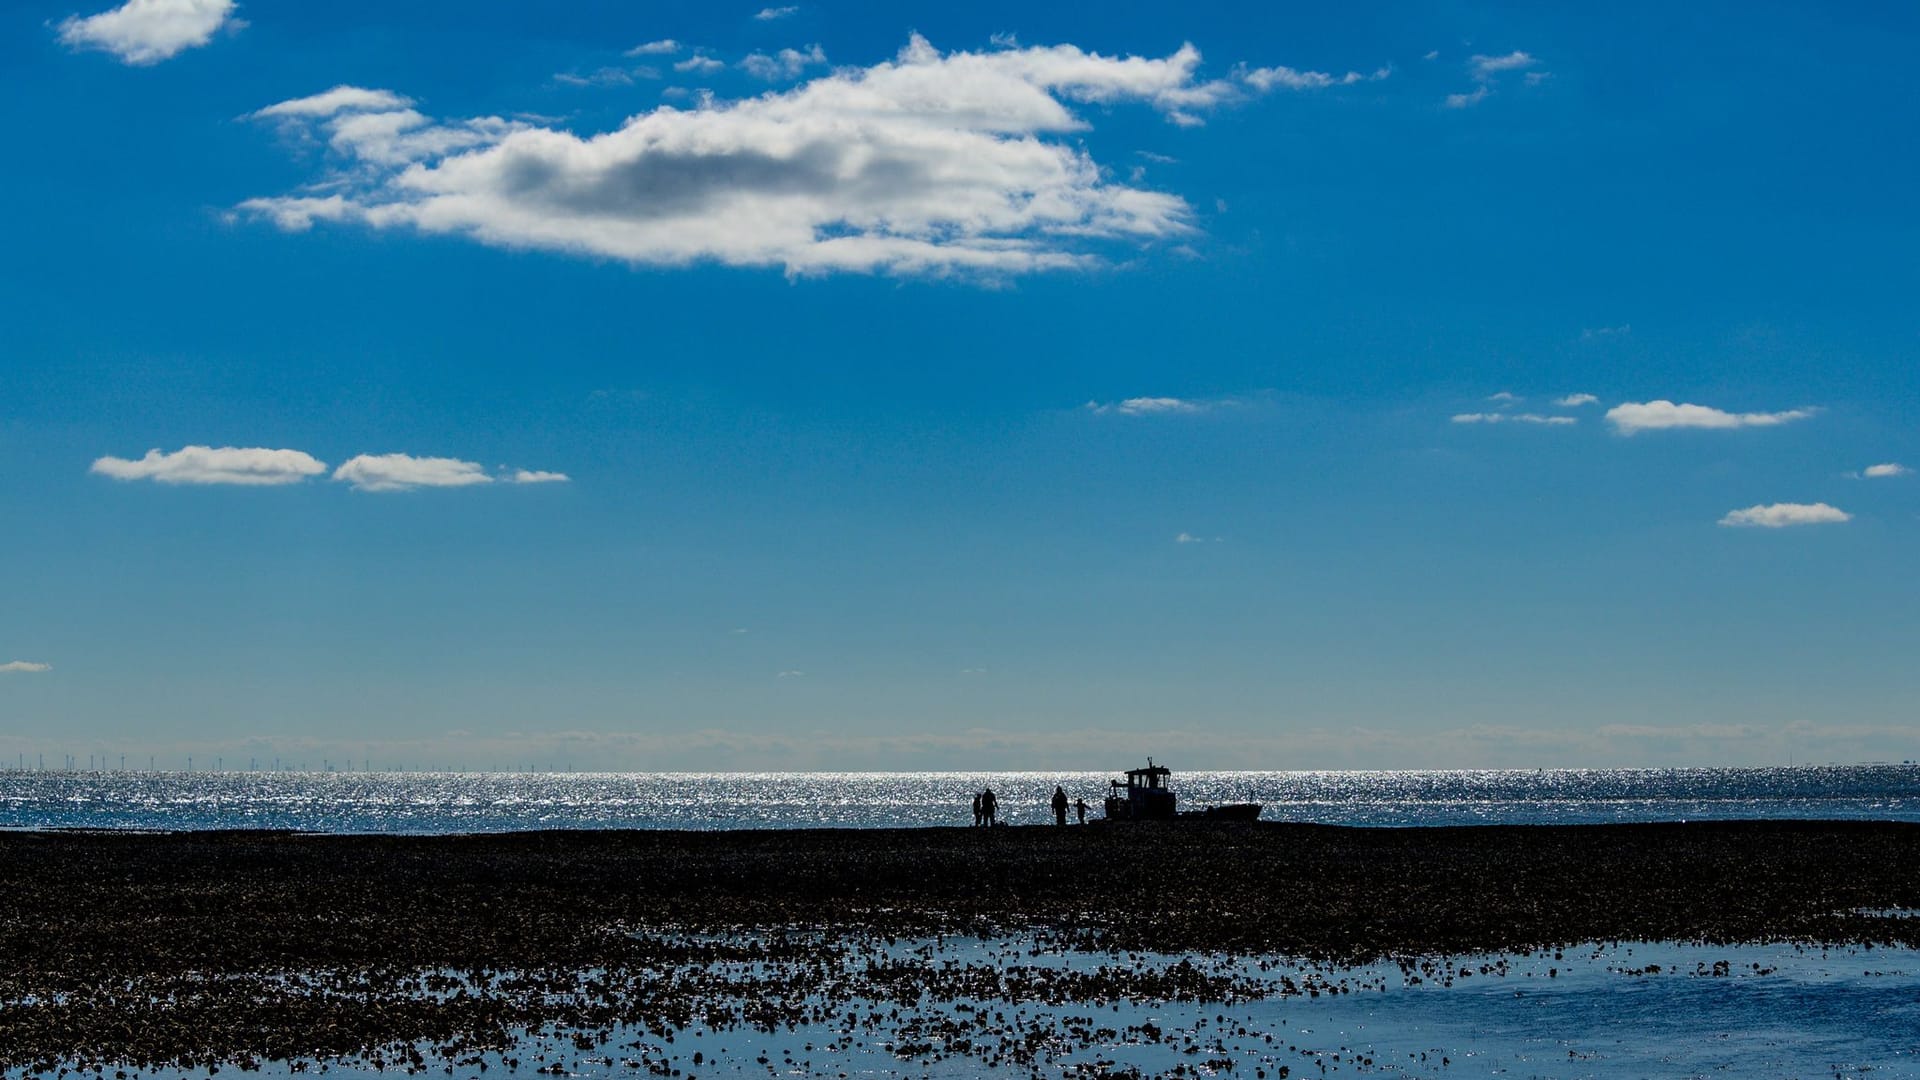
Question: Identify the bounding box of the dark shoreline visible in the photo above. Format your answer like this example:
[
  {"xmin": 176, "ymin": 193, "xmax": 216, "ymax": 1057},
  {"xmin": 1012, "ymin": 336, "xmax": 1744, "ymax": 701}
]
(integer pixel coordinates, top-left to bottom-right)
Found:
[{"xmin": 4, "ymin": 820, "xmax": 1918, "ymax": 1070}]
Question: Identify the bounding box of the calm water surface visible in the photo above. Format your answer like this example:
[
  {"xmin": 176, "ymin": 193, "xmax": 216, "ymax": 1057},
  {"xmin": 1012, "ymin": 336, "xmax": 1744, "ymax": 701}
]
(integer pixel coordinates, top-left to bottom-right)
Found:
[{"xmin": 2, "ymin": 765, "xmax": 1916, "ymax": 833}]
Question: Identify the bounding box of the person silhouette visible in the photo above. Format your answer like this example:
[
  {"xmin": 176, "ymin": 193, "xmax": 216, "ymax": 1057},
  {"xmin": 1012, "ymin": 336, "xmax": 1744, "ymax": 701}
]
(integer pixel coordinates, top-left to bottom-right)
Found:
[
  {"xmin": 971, "ymin": 792, "xmax": 983, "ymax": 827},
  {"xmin": 1051, "ymin": 785, "xmax": 1069, "ymax": 826},
  {"xmin": 1074, "ymin": 797, "xmax": 1089, "ymax": 824},
  {"xmin": 981, "ymin": 787, "xmax": 998, "ymax": 827}
]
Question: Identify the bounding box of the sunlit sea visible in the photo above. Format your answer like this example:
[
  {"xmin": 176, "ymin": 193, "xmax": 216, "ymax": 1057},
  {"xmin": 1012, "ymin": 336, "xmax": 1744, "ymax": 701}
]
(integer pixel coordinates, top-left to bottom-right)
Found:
[{"xmin": 2, "ymin": 764, "xmax": 1916, "ymax": 833}]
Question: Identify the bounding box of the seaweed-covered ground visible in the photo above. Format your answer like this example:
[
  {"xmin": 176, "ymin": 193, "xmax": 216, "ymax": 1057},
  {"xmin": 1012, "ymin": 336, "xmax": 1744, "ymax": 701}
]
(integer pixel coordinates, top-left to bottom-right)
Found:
[{"xmin": 2, "ymin": 820, "xmax": 1917, "ymax": 1072}]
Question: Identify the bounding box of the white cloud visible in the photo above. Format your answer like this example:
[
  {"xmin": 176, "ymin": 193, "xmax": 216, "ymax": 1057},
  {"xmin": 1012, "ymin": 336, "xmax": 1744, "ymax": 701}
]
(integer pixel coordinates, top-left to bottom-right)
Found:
[
  {"xmin": 673, "ymin": 54, "xmax": 726, "ymax": 74},
  {"xmin": 507, "ymin": 469, "xmax": 571, "ymax": 484},
  {"xmin": 1862, "ymin": 463, "xmax": 1910, "ymax": 478},
  {"xmin": 0, "ymin": 661, "xmax": 52, "ymax": 674},
  {"xmin": 627, "ymin": 39, "xmax": 681, "ymax": 56},
  {"xmin": 1237, "ymin": 64, "xmax": 1389, "ymax": 92},
  {"xmin": 754, "ymin": 5, "xmax": 798, "ymax": 19},
  {"xmin": 1605, "ymin": 400, "xmax": 1817, "ymax": 435},
  {"xmin": 741, "ymin": 44, "xmax": 826, "ymax": 80},
  {"xmin": 57, "ymin": 0, "xmax": 236, "ymax": 65},
  {"xmin": 252, "ymin": 86, "xmax": 413, "ymax": 119},
  {"xmin": 1469, "ymin": 51, "xmax": 1539, "ymax": 78},
  {"xmin": 1581, "ymin": 324, "xmax": 1631, "ymax": 340},
  {"xmin": 555, "ymin": 67, "xmax": 650, "ymax": 89},
  {"xmin": 1450, "ymin": 413, "xmax": 1576, "ymax": 425},
  {"xmin": 1487, "ymin": 391, "xmax": 1520, "ymax": 403},
  {"xmin": 1175, "ymin": 532, "xmax": 1203, "ymax": 543},
  {"xmin": 239, "ymin": 36, "xmax": 1346, "ymax": 277},
  {"xmin": 1554, "ymin": 393, "xmax": 1600, "ymax": 407},
  {"xmin": 1085, "ymin": 396, "xmax": 1209, "ymax": 416},
  {"xmin": 1445, "ymin": 50, "xmax": 1543, "ymax": 109},
  {"xmin": 777, "ymin": 669, "xmax": 805, "ymax": 677},
  {"xmin": 1718, "ymin": 502, "xmax": 1851, "ymax": 528},
  {"xmin": 332, "ymin": 454, "xmax": 492, "ymax": 492},
  {"xmin": 91, "ymin": 446, "xmax": 328, "ymax": 486}
]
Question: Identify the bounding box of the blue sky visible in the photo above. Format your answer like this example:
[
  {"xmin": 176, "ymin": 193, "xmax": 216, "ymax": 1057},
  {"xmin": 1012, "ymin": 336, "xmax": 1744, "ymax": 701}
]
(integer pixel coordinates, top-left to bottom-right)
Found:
[{"xmin": 2, "ymin": 0, "xmax": 1916, "ymax": 770}]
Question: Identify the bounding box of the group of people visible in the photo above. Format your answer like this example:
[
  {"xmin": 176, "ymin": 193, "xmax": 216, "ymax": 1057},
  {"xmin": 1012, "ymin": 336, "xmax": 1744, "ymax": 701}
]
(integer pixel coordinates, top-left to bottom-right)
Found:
[{"xmin": 970, "ymin": 785, "xmax": 1090, "ymax": 827}]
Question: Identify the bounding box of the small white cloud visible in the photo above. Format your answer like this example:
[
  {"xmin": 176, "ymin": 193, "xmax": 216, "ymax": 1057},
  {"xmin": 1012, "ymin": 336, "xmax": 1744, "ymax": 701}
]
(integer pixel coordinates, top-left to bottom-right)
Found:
[
  {"xmin": 555, "ymin": 66, "xmax": 647, "ymax": 88},
  {"xmin": 1422, "ymin": 50, "xmax": 1440, "ymax": 61},
  {"xmin": 1175, "ymin": 532, "xmax": 1203, "ymax": 544},
  {"xmin": 1555, "ymin": 393, "xmax": 1600, "ymax": 407},
  {"xmin": 741, "ymin": 44, "xmax": 827, "ymax": 80},
  {"xmin": 777, "ymin": 669, "xmax": 805, "ymax": 677},
  {"xmin": 1469, "ymin": 51, "xmax": 1539, "ymax": 78},
  {"xmin": 1487, "ymin": 391, "xmax": 1521, "ymax": 404},
  {"xmin": 672, "ymin": 54, "xmax": 726, "ymax": 74},
  {"xmin": 1718, "ymin": 502, "xmax": 1851, "ymax": 528},
  {"xmin": 506, "ymin": 469, "xmax": 570, "ymax": 484},
  {"xmin": 1450, "ymin": 413, "xmax": 1576, "ymax": 426},
  {"xmin": 1862, "ymin": 463, "xmax": 1911, "ymax": 478},
  {"xmin": 92, "ymin": 446, "xmax": 329, "ymax": 486},
  {"xmin": 1445, "ymin": 50, "xmax": 1542, "ymax": 108},
  {"xmin": 1581, "ymin": 324, "xmax": 1631, "ymax": 340},
  {"xmin": 252, "ymin": 86, "xmax": 414, "ymax": 119},
  {"xmin": 1605, "ymin": 400, "xmax": 1817, "ymax": 435},
  {"xmin": 627, "ymin": 39, "xmax": 681, "ymax": 56},
  {"xmin": 754, "ymin": 5, "xmax": 798, "ymax": 19},
  {"xmin": 989, "ymin": 32, "xmax": 1018, "ymax": 48},
  {"xmin": 1085, "ymin": 396, "xmax": 1210, "ymax": 416},
  {"xmin": 0, "ymin": 661, "xmax": 52, "ymax": 674},
  {"xmin": 333, "ymin": 453, "xmax": 492, "ymax": 492},
  {"xmin": 1238, "ymin": 64, "xmax": 1389, "ymax": 92},
  {"xmin": 1523, "ymin": 71, "xmax": 1552, "ymax": 86},
  {"xmin": 57, "ymin": 0, "xmax": 236, "ymax": 65}
]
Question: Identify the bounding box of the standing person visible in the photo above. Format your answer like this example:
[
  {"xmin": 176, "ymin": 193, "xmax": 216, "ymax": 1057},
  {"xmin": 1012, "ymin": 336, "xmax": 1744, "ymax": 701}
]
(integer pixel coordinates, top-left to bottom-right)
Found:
[
  {"xmin": 971, "ymin": 792, "xmax": 983, "ymax": 827},
  {"xmin": 1051, "ymin": 785, "xmax": 1069, "ymax": 826},
  {"xmin": 1075, "ymin": 797, "xmax": 1088, "ymax": 824},
  {"xmin": 981, "ymin": 787, "xmax": 998, "ymax": 827}
]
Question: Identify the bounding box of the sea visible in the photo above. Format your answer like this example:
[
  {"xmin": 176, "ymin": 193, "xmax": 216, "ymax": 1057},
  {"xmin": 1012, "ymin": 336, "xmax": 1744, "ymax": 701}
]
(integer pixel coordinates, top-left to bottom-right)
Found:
[
  {"xmin": 8, "ymin": 766, "xmax": 1918, "ymax": 1078},
  {"xmin": 1, "ymin": 764, "xmax": 1917, "ymax": 833}
]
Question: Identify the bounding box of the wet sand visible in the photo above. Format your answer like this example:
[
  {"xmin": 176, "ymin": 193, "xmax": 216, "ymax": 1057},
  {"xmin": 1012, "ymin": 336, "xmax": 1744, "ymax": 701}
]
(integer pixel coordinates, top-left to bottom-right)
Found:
[{"xmin": 2, "ymin": 820, "xmax": 1916, "ymax": 1071}]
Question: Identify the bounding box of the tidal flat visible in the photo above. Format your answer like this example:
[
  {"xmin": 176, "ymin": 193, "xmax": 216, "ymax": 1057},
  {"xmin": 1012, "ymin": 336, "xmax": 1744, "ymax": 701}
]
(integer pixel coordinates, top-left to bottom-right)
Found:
[{"xmin": 2, "ymin": 821, "xmax": 1917, "ymax": 1076}]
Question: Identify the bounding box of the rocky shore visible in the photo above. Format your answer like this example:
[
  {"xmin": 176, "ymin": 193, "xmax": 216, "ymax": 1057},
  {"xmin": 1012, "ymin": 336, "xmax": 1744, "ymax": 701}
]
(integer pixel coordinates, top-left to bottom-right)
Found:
[{"xmin": 3, "ymin": 820, "xmax": 1916, "ymax": 1072}]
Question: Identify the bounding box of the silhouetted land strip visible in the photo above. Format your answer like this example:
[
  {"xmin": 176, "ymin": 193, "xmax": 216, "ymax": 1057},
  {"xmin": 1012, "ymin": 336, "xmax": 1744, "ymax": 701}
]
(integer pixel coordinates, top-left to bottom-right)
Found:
[{"xmin": 3, "ymin": 820, "xmax": 1917, "ymax": 1069}]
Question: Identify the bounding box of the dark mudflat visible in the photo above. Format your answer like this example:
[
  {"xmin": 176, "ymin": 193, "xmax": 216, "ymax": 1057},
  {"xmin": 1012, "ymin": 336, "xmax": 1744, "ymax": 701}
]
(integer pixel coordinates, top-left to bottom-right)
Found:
[{"xmin": 2, "ymin": 820, "xmax": 1916, "ymax": 1068}]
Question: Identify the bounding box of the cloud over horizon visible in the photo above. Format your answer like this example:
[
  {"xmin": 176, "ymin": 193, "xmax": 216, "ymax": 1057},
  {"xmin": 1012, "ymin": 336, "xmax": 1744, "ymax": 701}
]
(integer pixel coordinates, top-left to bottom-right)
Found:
[
  {"xmin": 239, "ymin": 36, "xmax": 1381, "ymax": 277},
  {"xmin": 57, "ymin": 0, "xmax": 236, "ymax": 64},
  {"xmin": 1606, "ymin": 400, "xmax": 1817, "ymax": 435}
]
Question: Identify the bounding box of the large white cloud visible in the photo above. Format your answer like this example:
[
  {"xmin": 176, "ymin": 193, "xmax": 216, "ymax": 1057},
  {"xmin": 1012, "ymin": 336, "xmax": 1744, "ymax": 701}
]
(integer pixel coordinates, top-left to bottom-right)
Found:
[
  {"xmin": 1605, "ymin": 400, "xmax": 1816, "ymax": 435},
  {"xmin": 1717, "ymin": 502, "xmax": 1851, "ymax": 528},
  {"xmin": 1862, "ymin": 462, "xmax": 1910, "ymax": 478},
  {"xmin": 239, "ymin": 36, "xmax": 1381, "ymax": 277},
  {"xmin": 57, "ymin": 0, "xmax": 236, "ymax": 65},
  {"xmin": 91, "ymin": 446, "xmax": 329, "ymax": 486}
]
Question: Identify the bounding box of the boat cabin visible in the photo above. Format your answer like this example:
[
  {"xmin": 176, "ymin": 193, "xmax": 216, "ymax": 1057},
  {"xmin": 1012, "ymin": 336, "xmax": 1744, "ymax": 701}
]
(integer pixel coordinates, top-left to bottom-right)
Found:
[{"xmin": 1105, "ymin": 760, "xmax": 1178, "ymax": 821}]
